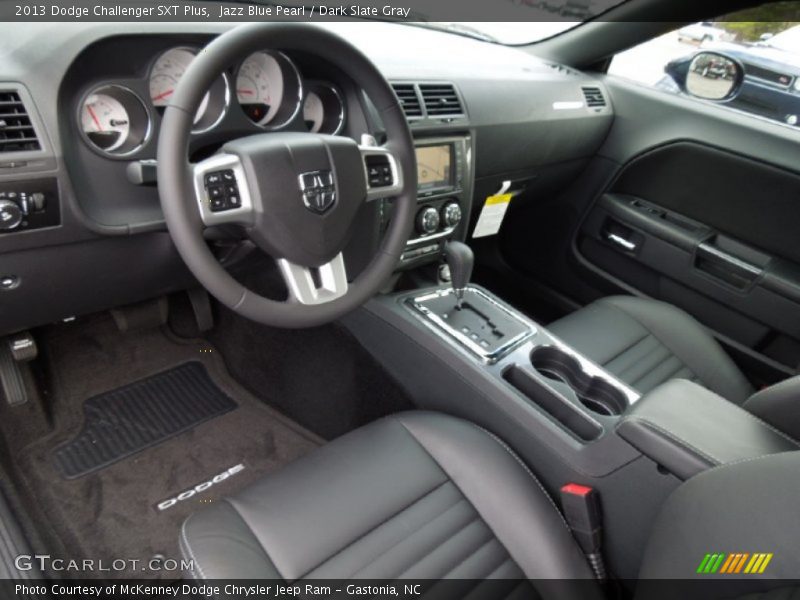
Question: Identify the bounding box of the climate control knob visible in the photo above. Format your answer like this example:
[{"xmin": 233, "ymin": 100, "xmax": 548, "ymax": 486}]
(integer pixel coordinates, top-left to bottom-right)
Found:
[
  {"xmin": 441, "ymin": 202, "xmax": 462, "ymax": 228},
  {"xmin": 416, "ymin": 206, "xmax": 441, "ymax": 235},
  {"xmin": 0, "ymin": 200, "xmax": 23, "ymax": 231}
]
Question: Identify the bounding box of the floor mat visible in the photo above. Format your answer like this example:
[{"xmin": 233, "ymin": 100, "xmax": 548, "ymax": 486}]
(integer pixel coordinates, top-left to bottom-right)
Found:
[
  {"xmin": 9, "ymin": 315, "xmax": 321, "ymax": 579},
  {"xmin": 53, "ymin": 362, "xmax": 237, "ymax": 478}
]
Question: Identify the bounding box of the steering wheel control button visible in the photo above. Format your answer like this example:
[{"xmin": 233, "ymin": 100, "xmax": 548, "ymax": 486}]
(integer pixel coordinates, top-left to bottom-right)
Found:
[
  {"xmin": 203, "ymin": 169, "xmax": 242, "ymax": 213},
  {"xmin": 204, "ymin": 172, "xmax": 223, "ymax": 186},
  {"xmin": 299, "ymin": 170, "xmax": 336, "ymax": 214},
  {"xmin": 365, "ymin": 155, "xmax": 393, "ymax": 188}
]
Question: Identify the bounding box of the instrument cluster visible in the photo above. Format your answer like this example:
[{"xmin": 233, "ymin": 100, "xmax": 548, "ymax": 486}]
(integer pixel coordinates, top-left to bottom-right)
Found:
[{"xmin": 78, "ymin": 46, "xmax": 346, "ymax": 157}]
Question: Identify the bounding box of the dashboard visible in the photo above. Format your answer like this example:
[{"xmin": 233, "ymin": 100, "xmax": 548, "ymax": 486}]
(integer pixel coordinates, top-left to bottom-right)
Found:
[{"xmin": 0, "ymin": 22, "xmax": 614, "ymax": 334}]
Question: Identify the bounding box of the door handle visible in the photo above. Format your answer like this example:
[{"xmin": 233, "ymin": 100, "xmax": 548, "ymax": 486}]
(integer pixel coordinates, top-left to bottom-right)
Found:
[{"xmin": 606, "ymin": 232, "xmax": 637, "ymax": 252}]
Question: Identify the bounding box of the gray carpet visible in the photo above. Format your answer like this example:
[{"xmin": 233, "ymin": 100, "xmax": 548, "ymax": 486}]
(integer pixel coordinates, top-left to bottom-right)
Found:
[{"xmin": 8, "ymin": 315, "xmax": 321, "ymax": 579}]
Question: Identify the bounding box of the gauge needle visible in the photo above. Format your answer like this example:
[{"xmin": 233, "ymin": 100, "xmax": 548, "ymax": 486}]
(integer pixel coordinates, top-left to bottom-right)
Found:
[
  {"xmin": 87, "ymin": 105, "xmax": 103, "ymax": 131},
  {"xmin": 152, "ymin": 89, "xmax": 174, "ymax": 101},
  {"xmin": 237, "ymin": 89, "xmax": 255, "ymax": 96}
]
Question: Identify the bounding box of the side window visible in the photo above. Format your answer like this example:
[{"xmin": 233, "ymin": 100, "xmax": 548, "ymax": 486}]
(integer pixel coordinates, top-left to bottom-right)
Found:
[{"xmin": 608, "ymin": 8, "xmax": 800, "ymax": 129}]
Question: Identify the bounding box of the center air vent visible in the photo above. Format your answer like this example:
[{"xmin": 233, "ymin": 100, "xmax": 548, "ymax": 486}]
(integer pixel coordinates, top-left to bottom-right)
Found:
[
  {"xmin": 0, "ymin": 91, "xmax": 40, "ymax": 153},
  {"xmin": 581, "ymin": 86, "xmax": 607, "ymax": 108},
  {"xmin": 391, "ymin": 83, "xmax": 423, "ymax": 119},
  {"xmin": 419, "ymin": 83, "xmax": 464, "ymax": 117}
]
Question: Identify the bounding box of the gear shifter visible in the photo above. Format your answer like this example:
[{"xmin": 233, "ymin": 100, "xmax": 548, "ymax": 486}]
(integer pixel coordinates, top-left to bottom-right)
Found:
[{"xmin": 444, "ymin": 241, "xmax": 474, "ymax": 308}]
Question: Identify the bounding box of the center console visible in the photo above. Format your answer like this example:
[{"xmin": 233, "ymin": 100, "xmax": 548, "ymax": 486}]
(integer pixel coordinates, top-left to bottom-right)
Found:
[
  {"xmin": 381, "ymin": 135, "xmax": 473, "ymax": 266},
  {"xmin": 342, "ymin": 275, "xmax": 799, "ymax": 580},
  {"xmin": 406, "ymin": 284, "xmax": 641, "ymax": 443}
]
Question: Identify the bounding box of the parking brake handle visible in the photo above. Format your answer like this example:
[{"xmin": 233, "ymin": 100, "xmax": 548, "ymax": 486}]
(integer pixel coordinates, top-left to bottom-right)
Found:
[{"xmin": 444, "ymin": 241, "xmax": 474, "ymax": 308}]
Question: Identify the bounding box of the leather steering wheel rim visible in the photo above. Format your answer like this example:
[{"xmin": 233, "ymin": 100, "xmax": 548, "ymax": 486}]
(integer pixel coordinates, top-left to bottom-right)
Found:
[{"xmin": 157, "ymin": 23, "xmax": 416, "ymax": 328}]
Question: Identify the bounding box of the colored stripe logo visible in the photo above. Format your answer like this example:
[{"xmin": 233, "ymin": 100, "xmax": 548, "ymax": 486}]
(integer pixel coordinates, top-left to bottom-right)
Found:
[{"xmin": 696, "ymin": 553, "xmax": 773, "ymax": 574}]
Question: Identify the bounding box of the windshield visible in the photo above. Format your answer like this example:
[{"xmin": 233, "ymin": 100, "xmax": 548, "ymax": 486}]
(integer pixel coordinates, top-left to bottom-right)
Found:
[
  {"xmin": 238, "ymin": 0, "xmax": 630, "ymax": 45},
  {"xmin": 405, "ymin": 0, "xmax": 631, "ymax": 45},
  {"xmin": 413, "ymin": 22, "xmax": 582, "ymax": 45},
  {"xmin": 766, "ymin": 25, "xmax": 800, "ymax": 52}
]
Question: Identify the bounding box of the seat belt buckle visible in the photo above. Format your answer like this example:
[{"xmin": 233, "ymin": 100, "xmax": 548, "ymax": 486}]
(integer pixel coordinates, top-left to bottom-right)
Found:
[{"xmin": 561, "ymin": 483, "xmax": 606, "ymax": 579}]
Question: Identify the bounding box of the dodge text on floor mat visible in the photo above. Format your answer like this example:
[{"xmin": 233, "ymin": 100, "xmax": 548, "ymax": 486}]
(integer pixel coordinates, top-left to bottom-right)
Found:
[{"xmin": 155, "ymin": 464, "xmax": 246, "ymax": 511}]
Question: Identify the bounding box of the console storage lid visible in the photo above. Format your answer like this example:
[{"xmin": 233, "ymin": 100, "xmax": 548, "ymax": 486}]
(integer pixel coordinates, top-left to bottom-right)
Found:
[{"xmin": 617, "ymin": 379, "xmax": 798, "ymax": 480}]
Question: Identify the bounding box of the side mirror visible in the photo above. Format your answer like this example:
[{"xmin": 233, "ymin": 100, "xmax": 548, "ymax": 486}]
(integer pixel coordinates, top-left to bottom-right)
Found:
[{"xmin": 667, "ymin": 51, "xmax": 744, "ymax": 102}]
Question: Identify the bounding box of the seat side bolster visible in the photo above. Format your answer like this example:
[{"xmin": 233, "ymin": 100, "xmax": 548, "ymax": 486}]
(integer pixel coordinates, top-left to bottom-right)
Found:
[
  {"xmin": 393, "ymin": 412, "xmax": 600, "ymax": 588},
  {"xmin": 180, "ymin": 500, "xmax": 282, "ymax": 580}
]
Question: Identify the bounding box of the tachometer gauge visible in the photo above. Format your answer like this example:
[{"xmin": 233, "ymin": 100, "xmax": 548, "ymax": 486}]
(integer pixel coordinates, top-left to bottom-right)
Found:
[
  {"xmin": 79, "ymin": 85, "xmax": 150, "ymax": 157},
  {"xmin": 236, "ymin": 51, "xmax": 302, "ymax": 128},
  {"xmin": 149, "ymin": 47, "xmax": 229, "ymax": 133},
  {"xmin": 303, "ymin": 83, "xmax": 345, "ymax": 135}
]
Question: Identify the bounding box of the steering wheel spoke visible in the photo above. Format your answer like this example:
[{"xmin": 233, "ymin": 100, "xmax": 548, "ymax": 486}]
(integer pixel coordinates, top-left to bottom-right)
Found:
[
  {"xmin": 277, "ymin": 253, "xmax": 349, "ymax": 305},
  {"xmin": 360, "ymin": 145, "xmax": 404, "ymax": 202},
  {"xmin": 191, "ymin": 154, "xmax": 256, "ymax": 227}
]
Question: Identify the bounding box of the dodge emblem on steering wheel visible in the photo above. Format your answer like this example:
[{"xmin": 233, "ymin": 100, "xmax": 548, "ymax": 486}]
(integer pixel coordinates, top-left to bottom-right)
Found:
[{"xmin": 299, "ymin": 170, "xmax": 336, "ymax": 213}]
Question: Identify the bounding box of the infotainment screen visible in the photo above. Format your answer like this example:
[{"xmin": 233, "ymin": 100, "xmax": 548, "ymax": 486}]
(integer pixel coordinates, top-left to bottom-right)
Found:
[{"xmin": 416, "ymin": 144, "xmax": 453, "ymax": 191}]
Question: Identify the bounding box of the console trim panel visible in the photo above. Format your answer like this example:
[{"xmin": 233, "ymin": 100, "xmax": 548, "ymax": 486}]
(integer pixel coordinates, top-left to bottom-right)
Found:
[{"xmin": 406, "ymin": 286, "xmax": 536, "ymax": 364}]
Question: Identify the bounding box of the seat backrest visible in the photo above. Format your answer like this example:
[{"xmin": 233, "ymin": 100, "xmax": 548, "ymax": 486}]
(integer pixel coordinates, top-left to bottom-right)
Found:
[{"xmin": 637, "ymin": 451, "xmax": 800, "ymax": 599}]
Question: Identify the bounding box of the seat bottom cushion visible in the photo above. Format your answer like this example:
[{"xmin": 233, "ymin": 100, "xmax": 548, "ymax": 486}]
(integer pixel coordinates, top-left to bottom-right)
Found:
[
  {"xmin": 548, "ymin": 296, "xmax": 753, "ymax": 403},
  {"xmin": 180, "ymin": 412, "xmax": 599, "ymax": 599}
]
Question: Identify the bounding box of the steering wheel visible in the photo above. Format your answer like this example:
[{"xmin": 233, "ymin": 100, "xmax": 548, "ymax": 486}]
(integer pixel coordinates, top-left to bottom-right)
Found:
[{"xmin": 157, "ymin": 23, "xmax": 416, "ymax": 328}]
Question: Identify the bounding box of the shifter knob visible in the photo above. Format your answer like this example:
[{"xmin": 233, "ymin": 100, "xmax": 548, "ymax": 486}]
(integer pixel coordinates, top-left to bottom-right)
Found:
[{"xmin": 443, "ymin": 241, "xmax": 474, "ymax": 307}]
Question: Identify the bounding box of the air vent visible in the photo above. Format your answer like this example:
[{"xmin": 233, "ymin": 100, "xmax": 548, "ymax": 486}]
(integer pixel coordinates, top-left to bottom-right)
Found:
[
  {"xmin": 419, "ymin": 83, "xmax": 464, "ymax": 117},
  {"xmin": 546, "ymin": 63, "xmax": 579, "ymax": 77},
  {"xmin": 391, "ymin": 83, "xmax": 423, "ymax": 119},
  {"xmin": 0, "ymin": 91, "xmax": 40, "ymax": 153},
  {"xmin": 581, "ymin": 87, "xmax": 607, "ymax": 108}
]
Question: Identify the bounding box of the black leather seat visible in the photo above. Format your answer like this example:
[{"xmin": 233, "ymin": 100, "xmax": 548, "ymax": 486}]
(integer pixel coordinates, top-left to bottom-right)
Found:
[
  {"xmin": 180, "ymin": 412, "xmax": 600, "ymax": 598},
  {"xmin": 548, "ymin": 296, "xmax": 753, "ymax": 403}
]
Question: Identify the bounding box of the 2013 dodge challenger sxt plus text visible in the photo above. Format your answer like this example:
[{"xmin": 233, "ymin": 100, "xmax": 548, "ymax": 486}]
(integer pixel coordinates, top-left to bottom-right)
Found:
[{"xmin": 1, "ymin": 0, "xmax": 799, "ymax": 598}]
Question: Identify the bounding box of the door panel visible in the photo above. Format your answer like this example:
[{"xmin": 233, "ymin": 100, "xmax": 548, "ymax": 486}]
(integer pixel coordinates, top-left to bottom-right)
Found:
[{"xmin": 498, "ymin": 77, "xmax": 800, "ymax": 378}]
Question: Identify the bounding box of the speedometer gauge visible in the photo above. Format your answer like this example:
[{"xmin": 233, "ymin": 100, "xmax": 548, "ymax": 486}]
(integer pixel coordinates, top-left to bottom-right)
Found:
[
  {"xmin": 236, "ymin": 51, "xmax": 302, "ymax": 128},
  {"xmin": 79, "ymin": 85, "xmax": 150, "ymax": 157},
  {"xmin": 236, "ymin": 51, "xmax": 284, "ymax": 125},
  {"xmin": 149, "ymin": 47, "xmax": 229, "ymax": 133}
]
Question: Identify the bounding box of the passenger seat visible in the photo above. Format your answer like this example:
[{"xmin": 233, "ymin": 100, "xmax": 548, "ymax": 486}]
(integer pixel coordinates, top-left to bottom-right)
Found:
[{"xmin": 548, "ymin": 296, "xmax": 754, "ymax": 403}]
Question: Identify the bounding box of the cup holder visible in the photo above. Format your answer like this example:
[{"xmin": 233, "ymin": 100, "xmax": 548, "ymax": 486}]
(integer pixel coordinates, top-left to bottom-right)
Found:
[{"xmin": 530, "ymin": 346, "xmax": 627, "ymax": 416}]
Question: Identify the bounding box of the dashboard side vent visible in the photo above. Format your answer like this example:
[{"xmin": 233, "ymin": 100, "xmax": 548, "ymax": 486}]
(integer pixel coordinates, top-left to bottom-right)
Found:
[
  {"xmin": 419, "ymin": 83, "xmax": 464, "ymax": 117},
  {"xmin": 581, "ymin": 86, "xmax": 607, "ymax": 108},
  {"xmin": 391, "ymin": 83, "xmax": 423, "ymax": 119},
  {"xmin": 546, "ymin": 63, "xmax": 579, "ymax": 77},
  {"xmin": 0, "ymin": 91, "xmax": 40, "ymax": 153}
]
